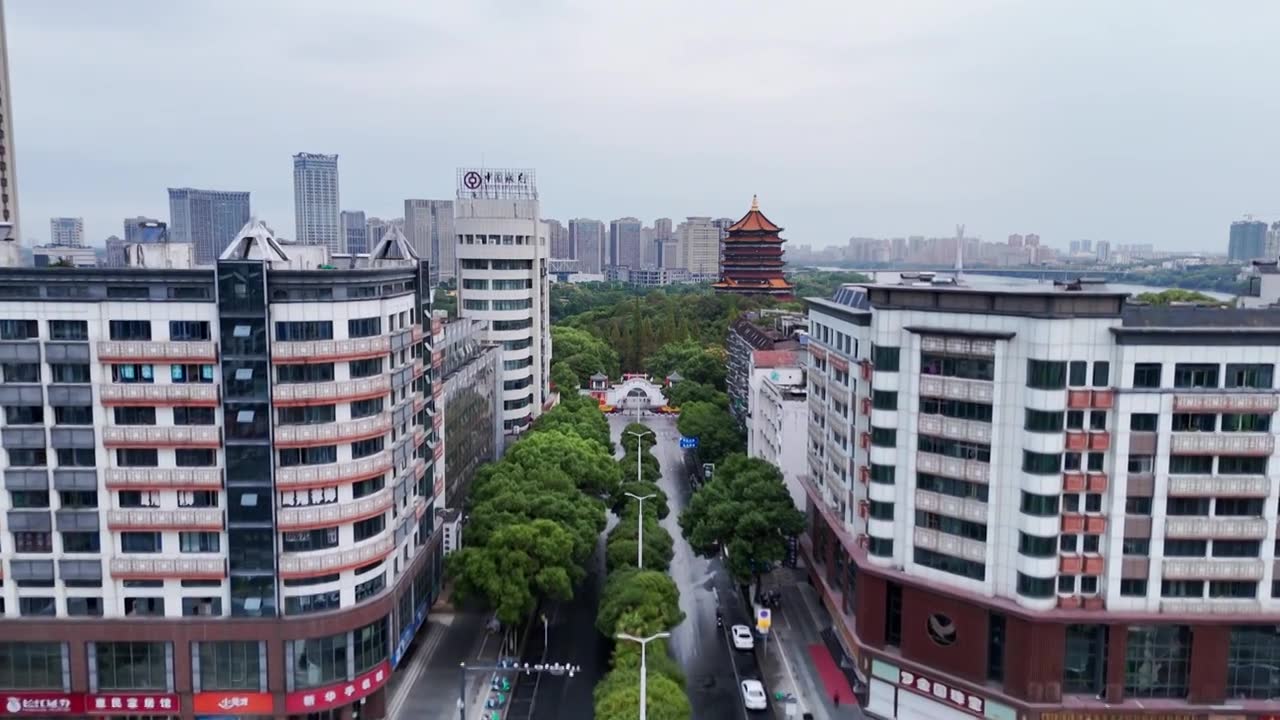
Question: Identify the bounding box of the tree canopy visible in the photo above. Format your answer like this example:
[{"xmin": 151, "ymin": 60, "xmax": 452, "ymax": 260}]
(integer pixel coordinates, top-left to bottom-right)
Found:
[
  {"xmin": 594, "ymin": 668, "xmax": 690, "ymax": 720},
  {"xmin": 1135, "ymin": 288, "xmax": 1225, "ymax": 306},
  {"xmin": 503, "ymin": 429, "xmax": 621, "ymax": 499},
  {"xmin": 676, "ymin": 401, "xmax": 744, "ymax": 466},
  {"xmin": 448, "ymin": 519, "xmax": 581, "ymax": 625},
  {"xmin": 533, "ymin": 400, "xmax": 612, "ymax": 452},
  {"xmin": 551, "ymin": 325, "xmax": 620, "ymax": 383},
  {"xmin": 679, "ymin": 454, "xmax": 805, "ymax": 591},
  {"xmin": 645, "ymin": 338, "xmax": 726, "ymax": 389},
  {"xmin": 550, "ymin": 362, "xmax": 581, "ymax": 392},
  {"xmin": 665, "ymin": 380, "xmax": 728, "ymax": 409},
  {"xmin": 596, "ymin": 568, "xmax": 685, "ymax": 638}
]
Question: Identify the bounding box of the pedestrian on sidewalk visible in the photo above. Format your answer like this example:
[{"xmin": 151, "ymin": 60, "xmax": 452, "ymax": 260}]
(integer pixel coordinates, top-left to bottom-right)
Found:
[{"xmin": 833, "ymin": 692, "xmax": 840, "ymax": 707}]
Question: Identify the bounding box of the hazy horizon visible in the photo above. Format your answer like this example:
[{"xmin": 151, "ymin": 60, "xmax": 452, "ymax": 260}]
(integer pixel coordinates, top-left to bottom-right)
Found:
[{"xmin": 10, "ymin": 0, "xmax": 1280, "ymax": 251}]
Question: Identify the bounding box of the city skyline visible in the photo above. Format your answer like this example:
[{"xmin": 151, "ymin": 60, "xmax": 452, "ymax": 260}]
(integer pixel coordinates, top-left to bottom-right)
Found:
[{"xmin": 9, "ymin": 2, "xmax": 1280, "ymax": 253}]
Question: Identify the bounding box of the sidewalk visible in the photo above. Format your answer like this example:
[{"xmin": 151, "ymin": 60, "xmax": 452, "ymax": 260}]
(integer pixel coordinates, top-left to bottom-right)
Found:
[
  {"xmin": 383, "ymin": 604, "xmax": 506, "ymax": 720},
  {"xmin": 756, "ymin": 568, "xmax": 863, "ymax": 720}
]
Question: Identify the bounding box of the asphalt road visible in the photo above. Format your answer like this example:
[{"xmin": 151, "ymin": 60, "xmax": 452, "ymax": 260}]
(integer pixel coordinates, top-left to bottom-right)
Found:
[{"xmin": 612, "ymin": 412, "xmax": 758, "ymax": 720}]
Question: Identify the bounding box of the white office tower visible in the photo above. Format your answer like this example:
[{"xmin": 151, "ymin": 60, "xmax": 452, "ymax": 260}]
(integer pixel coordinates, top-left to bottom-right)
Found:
[
  {"xmin": 292, "ymin": 152, "xmax": 340, "ymax": 252},
  {"xmin": 454, "ymin": 168, "xmax": 550, "ymax": 436}
]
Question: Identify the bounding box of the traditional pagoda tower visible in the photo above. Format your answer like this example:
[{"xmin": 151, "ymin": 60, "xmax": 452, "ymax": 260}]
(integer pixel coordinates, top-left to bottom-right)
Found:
[{"xmin": 713, "ymin": 195, "xmax": 795, "ymax": 299}]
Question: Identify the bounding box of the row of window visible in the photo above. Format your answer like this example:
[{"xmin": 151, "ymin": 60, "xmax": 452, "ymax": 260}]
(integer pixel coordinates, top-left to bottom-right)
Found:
[
  {"xmin": 275, "ymin": 314, "xmax": 413, "ymax": 342},
  {"xmin": 0, "ymin": 320, "xmax": 212, "ymax": 342},
  {"xmin": 460, "ymin": 259, "xmax": 534, "ymax": 270}
]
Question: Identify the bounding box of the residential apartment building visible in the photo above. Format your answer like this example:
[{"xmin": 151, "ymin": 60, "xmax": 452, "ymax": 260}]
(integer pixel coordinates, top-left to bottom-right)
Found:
[
  {"xmin": 677, "ymin": 216, "xmax": 721, "ymax": 276},
  {"xmin": 454, "ymin": 168, "xmax": 551, "ymax": 436},
  {"xmin": 801, "ymin": 281, "xmax": 1280, "ymax": 719},
  {"xmin": 292, "ymin": 153, "xmax": 341, "ymax": 253},
  {"xmin": 341, "ymin": 210, "xmax": 368, "ymax": 255},
  {"xmin": 546, "ymin": 218, "xmax": 570, "ymax": 260},
  {"xmin": 568, "ymin": 218, "xmax": 605, "ymax": 274},
  {"xmin": 0, "ymin": 2, "xmax": 19, "ymax": 242},
  {"xmin": 0, "ymin": 222, "xmax": 442, "ymax": 719},
  {"xmin": 746, "ymin": 349, "xmax": 807, "ymax": 509},
  {"xmin": 604, "ymin": 266, "xmax": 691, "ymax": 287},
  {"xmin": 726, "ymin": 311, "xmax": 805, "ymax": 428},
  {"xmin": 404, "ymin": 200, "xmax": 455, "ymax": 284},
  {"xmin": 167, "ymin": 188, "xmax": 251, "ymax": 265},
  {"xmin": 437, "ymin": 315, "xmax": 501, "ymax": 505},
  {"xmin": 609, "ymin": 217, "xmax": 642, "ymax": 269},
  {"xmin": 1229, "ymin": 219, "xmax": 1269, "ymax": 263},
  {"xmin": 49, "ymin": 217, "xmax": 85, "ymax": 247}
]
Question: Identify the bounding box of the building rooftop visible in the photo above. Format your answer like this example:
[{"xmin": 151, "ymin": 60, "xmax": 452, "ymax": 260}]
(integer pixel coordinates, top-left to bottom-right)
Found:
[
  {"xmin": 753, "ymin": 349, "xmax": 800, "ymax": 368},
  {"xmin": 725, "ymin": 195, "xmax": 782, "ymax": 235}
]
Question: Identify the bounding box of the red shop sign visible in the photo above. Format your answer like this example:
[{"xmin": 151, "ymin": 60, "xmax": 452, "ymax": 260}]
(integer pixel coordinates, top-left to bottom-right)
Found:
[
  {"xmin": 193, "ymin": 691, "xmax": 274, "ymax": 715},
  {"xmin": 285, "ymin": 660, "xmax": 390, "ymax": 713},
  {"xmin": 86, "ymin": 692, "xmax": 180, "ymax": 715},
  {"xmin": 3, "ymin": 692, "xmax": 85, "ymax": 716}
]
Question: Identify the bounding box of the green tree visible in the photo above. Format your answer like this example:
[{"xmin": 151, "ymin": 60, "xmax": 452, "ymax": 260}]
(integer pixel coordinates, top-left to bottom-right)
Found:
[
  {"xmin": 605, "ymin": 637, "xmax": 685, "ymax": 686},
  {"xmin": 679, "ymin": 455, "xmax": 806, "ymax": 595},
  {"xmin": 613, "ymin": 479, "xmax": 668, "ymax": 518},
  {"xmin": 550, "ymin": 362, "xmax": 581, "ymax": 391},
  {"xmin": 645, "ymin": 339, "xmax": 725, "ymax": 389},
  {"xmin": 504, "ymin": 430, "xmax": 621, "ymax": 498},
  {"xmin": 448, "ymin": 519, "xmax": 581, "ymax": 625},
  {"xmin": 676, "ymin": 401, "xmax": 744, "ymax": 465},
  {"xmin": 605, "ymin": 514, "xmax": 674, "ymax": 574},
  {"xmin": 665, "ymin": 380, "xmax": 727, "ymax": 408},
  {"xmin": 466, "ymin": 473, "xmax": 606, "ymax": 566},
  {"xmin": 533, "ymin": 402, "xmax": 612, "ymax": 452},
  {"xmin": 594, "ymin": 668, "xmax": 691, "ymax": 720},
  {"xmin": 552, "ymin": 325, "xmax": 620, "ymax": 381},
  {"xmin": 596, "ymin": 568, "xmax": 685, "ymax": 638},
  {"xmin": 621, "ymin": 422, "xmax": 658, "ymax": 451},
  {"xmin": 1135, "ymin": 288, "xmax": 1224, "ymax": 306}
]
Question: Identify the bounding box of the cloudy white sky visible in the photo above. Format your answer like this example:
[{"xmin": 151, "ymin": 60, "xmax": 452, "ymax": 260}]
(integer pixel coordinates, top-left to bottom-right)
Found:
[{"xmin": 9, "ymin": 0, "xmax": 1280, "ymax": 250}]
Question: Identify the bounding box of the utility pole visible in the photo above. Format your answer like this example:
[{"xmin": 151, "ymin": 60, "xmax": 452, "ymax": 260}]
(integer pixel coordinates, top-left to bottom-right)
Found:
[
  {"xmin": 623, "ymin": 491, "xmax": 655, "ymax": 568},
  {"xmin": 616, "ymin": 631, "xmax": 670, "ymax": 720}
]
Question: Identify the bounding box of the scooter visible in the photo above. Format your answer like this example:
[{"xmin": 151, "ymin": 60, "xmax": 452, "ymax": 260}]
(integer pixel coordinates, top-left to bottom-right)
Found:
[{"xmin": 715, "ymin": 610, "xmax": 723, "ymax": 628}]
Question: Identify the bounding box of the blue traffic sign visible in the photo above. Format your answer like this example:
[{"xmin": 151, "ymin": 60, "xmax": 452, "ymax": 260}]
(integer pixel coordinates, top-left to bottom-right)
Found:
[{"xmin": 679, "ymin": 436, "xmax": 699, "ymax": 449}]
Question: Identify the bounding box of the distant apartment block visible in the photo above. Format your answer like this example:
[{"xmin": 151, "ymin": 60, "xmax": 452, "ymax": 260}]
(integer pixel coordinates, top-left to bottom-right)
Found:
[
  {"xmin": 49, "ymin": 217, "xmax": 84, "ymax": 247},
  {"xmin": 293, "ymin": 152, "xmax": 341, "ymax": 252},
  {"xmin": 167, "ymin": 188, "xmax": 251, "ymax": 265}
]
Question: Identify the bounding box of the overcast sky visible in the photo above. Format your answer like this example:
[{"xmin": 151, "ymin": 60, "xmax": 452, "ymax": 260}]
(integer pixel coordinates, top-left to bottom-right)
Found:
[{"xmin": 9, "ymin": 0, "xmax": 1280, "ymax": 250}]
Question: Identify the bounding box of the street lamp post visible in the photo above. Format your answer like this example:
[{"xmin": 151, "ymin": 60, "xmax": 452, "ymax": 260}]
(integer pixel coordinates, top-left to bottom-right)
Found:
[
  {"xmin": 626, "ymin": 428, "xmax": 655, "ymax": 484},
  {"xmin": 623, "ymin": 491, "xmax": 655, "ymax": 568},
  {"xmin": 616, "ymin": 631, "xmax": 671, "ymax": 720}
]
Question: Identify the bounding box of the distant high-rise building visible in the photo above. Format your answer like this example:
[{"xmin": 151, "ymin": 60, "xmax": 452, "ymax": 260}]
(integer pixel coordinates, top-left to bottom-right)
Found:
[
  {"xmin": 103, "ymin": 235, "xmax": 126, "ymax": 267},
  {"xmin": 1266, "ymin": 221, "xmax": 1280, "ymax": 261},
  {"xmin": 1024, "ymin": 233, "xmax": 1040, "ymax": 247},
  {"xmin": 0, "ymin": 3, "xmax": 19, "ymax": 242},
  {"xmin": 404, "ymin": 199, "xmax": 455, "ymax": 283},
  {"xmin": 609, "ymin": 217, "xmax": 642, "ymax": 268},
  {"xmin": 654, "ymin": 217, "xmax": 673, "ymax": 243},
  {"xmin": 712, "ymin": 217, "xmax": 735, "ymax": 237},
  {"xmin": 546, "ymin": 218, "xmax": 571, "ymax": 259},
  {"xmin": 1095, "ymin": 240, "xmax": 1111, "ymax": 264},
  {"xmin": 366, "ymin": 216, "xmax": 392, "ymax": 249},
  {"xmin": 340, "ymin": 210, "xmax": 368, "ymax": 255},
  {"xmin": 640, "ymin": 226, "xmax": 657, "ymax": 268},
  {"xmin": 1229, "ymin": 219, "xmax": 1269, "ymax": 262},
  {"xmin": 569, "ymin": 218, "xmax": 605, "ymax": 274},
  {"xmin": 49, "ymin": 217, "xmax": 84, "ymax": 246},
  {"xmin": 678, "ymin": 216, "xmax": 721, "ymax": 276},
  {"xmin": 167, "ymin": 187, "xmax": 251, "ymax": 264},
  {"xmin": 124, "ymin": 216, "xmax": 167, "ymax": 244},
  {"xmin": 1008, "ymin": 233, "xmax": 1024, "ymax": 248},
  {"xmin": 292, "ymin": 152, "xmax": 340, "ymax": 251}
]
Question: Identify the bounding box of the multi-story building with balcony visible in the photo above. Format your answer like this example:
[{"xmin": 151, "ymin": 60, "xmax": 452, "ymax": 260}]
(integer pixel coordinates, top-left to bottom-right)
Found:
[
  {"xmin": 437, "ymin": 314, "xmax": 501, "ymax": 507},
  {"xmin": 0, "ymin": 222, "xmax": 441, "ymax": 719},
  {"xmin": 802, "ymin": 281, "xmax": 1280, "ymax": 720}
]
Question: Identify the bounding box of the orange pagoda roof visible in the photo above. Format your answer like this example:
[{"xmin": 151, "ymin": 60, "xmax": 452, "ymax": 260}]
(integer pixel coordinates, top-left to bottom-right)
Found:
[{"xmin": 726, "ymin": 195, "xmax": 782, "ymax": 234}]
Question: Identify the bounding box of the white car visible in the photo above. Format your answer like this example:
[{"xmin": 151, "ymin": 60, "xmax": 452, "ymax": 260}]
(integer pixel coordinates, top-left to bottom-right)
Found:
[
  {"xmin": 731, "ymin": 624, "xmax": 755, "ymax": 650},
  {"xmin": 741, "ymin": 679, "xmax": 768, "ymax": 711}
]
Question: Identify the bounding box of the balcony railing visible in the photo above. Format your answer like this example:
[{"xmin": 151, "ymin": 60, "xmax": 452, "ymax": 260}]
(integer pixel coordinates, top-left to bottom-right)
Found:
[
  {"xmin": 274, "ymin": 414, "xmax": 392, "ymax": 448},
  {"xmin": 918, "ymin": 335, "xmax": 996, "ymax": 357},
  {"xmin": 272, "ymin": 375, "xmax": 390, "ymax": 406},
  {"xmin": 271, "ymin": 336, "xmax": 390, "ymax": 364},
  {"xmin": 103, "ymin": 425, "xmax": 221, "ymax": 448},
  {"xmin": 275, "ymin": 452, "xmax": 392, "ymax": 490},
  {"xmin": 917, "ymin": 414, "xmax": 991, "ymax": 444},
  {"xmin": 912, "ymin": 527, "xmax": 986, "ymax": 564},
  {"xmin": 1164, "ymin": 516, "xmax": 1269, "ymax": 540},
  {"xmin": 99, "ymin": 383, "xmax": 219, "ymax": 406},
  {"xmin": 1166, "ymin": 474, "xmax": 1270, "ymax": 498},
  {"xmin": 1173, "ymin": 394, "xmax": 1279, "ymax": 413},
  {"xmin": 1169, "ymin": 433, "xmax": 1274, "ymax": 456},
  {"xmin": 915, "ymin": 450, "xmax": 990, "ymax": 484},
  {"xmin": 1159, "ymin": 599, "xmax": 1260, "ymax": 615},
  {"xmin": 106, "ymin": 508, "xmax": 223, "ymax": 530},
  {"xmin": 98, "ymin": 340, "xmax": 216, "ymax": 362},
  {"xmin": 914, "ymin": 488, "xmax": 987, "ymax": 525},
  {"xmin": 277, "ymin": 489, "xmax": 392, "ymax": 531},
  {"xmin": 110, "ymin": 557, "xmax": 225, "ymax": 580},
  {"xmin": 917, "ymin": 375, "xmax": 994, "ymax": 403},
  {"xmin": 104, "ymin": 467, "xmax": 222, "ymax": 490},
  {"xmin": 1162, "ymin": 558, "xmax": 1265, "ymax": 581},
  {"xmin": 279, "ymin": 534, "xmax": 395, "ymax": 579}
]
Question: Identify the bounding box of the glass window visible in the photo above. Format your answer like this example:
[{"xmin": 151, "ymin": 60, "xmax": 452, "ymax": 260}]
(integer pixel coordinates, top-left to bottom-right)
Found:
[
  {"xmin": 1122, "ymin": 538, "xmax": 1150, "ymax": 555},
  {"xmin": 173, "ymin": 407, "xmax": 216, "ymax": 425},
  {"xmin": 198, "ymin": 641, "xmax": 262, "ymax": 691},
  {"xmin": 913, "ymin": 547, "xmax": 984, "ymax": 580},
  {"xmin": 920, "ymin": 397, "xmax": 993, "ymax": 422},
  {"xmin": 291, "ymin": 632, "xmax": 348, "ymax": 689},
  {"xmin": 277, "ymin": 405, "xmax": 336, "ymax": 426},
  {"xmin": 113, "ymin": 406, "xmax": 156, "ymax": 425},
  {"xmin": 871, "ymin": 390, "xmax": 897, "ymax": 410},
  {"xmin": 1, "ymin": 362, "xmax": 40, "ymax": 383},
  {"xmin": 275, "ymin": 321, "xmax": 333, "ymax": 342},
  {"xmin": 1209, "ymin": 581, "xmax": 1257, "ymax": 598},
  {"xmin": 347, "ymin": 317, "xmax": 382, "ymax": 338},
  {"xmin": 869, "ymin": 464, "xmax": 895, "ymax": 485},
  {"xmin": 1172, "ymin": 413, "xmax": 1215, "ymax": 432},
  {"xmin": 1124, "ymin": 626, "xmax": 1190, "ymax": 698},
  {"xmin": 1020, "ymin": 491, "xmax": 1059, "ymax": 516},
  {"xmin": 1213, "ymin": 540, "xmax": 1261, "ymax": 558},
  {"xmin": 1016, "ymin": 573, "xmax": 1054, "ymax": 598},
  {"xmin": 54, "ymin": 405, "xmax": 93, "ymax": 425},
  {"xmin": 1225, "ymin": 364, "xmax": 1273, "ymax": 390},
  {"xmin": 870, "ymin": 345, "xmax": 899, "ymax": 372},
  {"xmin": 915, "ymin": 473, "xmax": 988, "ymax": 502},
  {"xmin": 1125, "ymin": 496, "xmax": 1153, "ymax": 515},
  {"xmin": 917, "ymin": 435, "xmax": 990, "ymax": 462},
  {"xmin": 1219, "ymin": 456, "xmax": 1267, "ymax": 475},
  {"xmin": 49, "ymin": 320, "xmax": 87, "ymax": 341},
  {"xmin": 1024, "ymin": 409, "xmax": 1064, "ymax": 433},
  {"xmin": 1173, "ymin": 363, "xmax": 1219, "ymax": 389},
  {"xmin": 1017, "ymin": 532, "xmax": 1056, "ymax": 558},
  {"xmin": 179, "ymin": 532, "xmax": 220, "ymax": 553},
  {"xmin": 1063, "ymin": 625, "xmax": 1108, "ymax": 695},
  {"xmin": 869, "ymin": 501, "xmax": 894, "ymax": 521},
  {"xmin": 1166, "ymin": 497, "xmax": 1210, "ymax": 516},
  {"xmin": 49, "ymin": 363, "xmax": 90, "ymax": 383},
  {"xmin": 1164, "ymin": 539, "xmax": 1207, "ymax": 557},
  {"xmin": 349, "ymin": 358, "xmax": 383, "ymax": 379},
  {"xmin": 1168, "ymin": 455, "xmax": 1213, "ymax": 474},
  {"xmin": 870, "ymin": 427, "xmax": 896, "ymax": 447},
  {"xmin": 350, "ymin": 397, "xmax": 385, "ymax": 419},
  {"xmin": 1130, "ymin": 413, "xmax": 1158, "ymax": 432},
  {"xmin": 110, "ymin": 364, "xmax": 154, "ymax": 384},
  {"xmin": 1226, "ymin": 626, "xmax": 1280, "ymax": 699},
  {"xmin": 276, "ymin": 363, "xmax": 334, "ymax": 384},
  {"xmin": 1092, "ymin": 361, "xmax": 1110, "ymax": 387},
  {"xmin": 987, "ymin": 614, "xmax": 1005, "ymax": 682},
  {"xmin": 1069, "ymin": 361, "xmax": 1087, "ymax": 387},
  {"xmin": 1221, "ymin": 413, "xmax": 1272, "ymax": 432},
  {"xmin": 0, "ymin": 642, "xmax": 65, "ymax": 689},
  {"xmin": 107, "ymin": 320, "xmax": 151, "ymax": 341},
  {"xmin": 1133, "ymin": 363, "xmax": 1162, "ymax": 389},
  {"xmin": 1022, "ymin": 450, "xmax": 1061, "ymax": 475},
  {"xmin": 95, "ymin": 641, "xmax": 169, "ymax": 691},
  {"xmin": 169, "ymin": 321, "xmax": 210, "ymax": 341},
  {"xmin": 1216, "ymin": 498, "xmax": 1265, "ymax": 516},
  {"xmin": 1120, "ymin": 579, "xmax": 1147, "ymax": 596},
  {"xmin": 8, "ymin": 448, "xmax": 47, "ymax": 467},
  {"xmin": 1027, "ymin": 359, "xmax": 1067, "ymax": 390},
  {"xmin": 884, "ymin": 583, "xmax": 902, "ymax": 646},
  {"xmin": 285, "ymin": 590, "xmax": 341, "ymax": 615},
  {"xmin": 56, "ymin": 448, "xmax": 95, "ymax": 467},
  {"xmin": 868, "ymin": 537, "xmax": 893, "ymax": 557}
]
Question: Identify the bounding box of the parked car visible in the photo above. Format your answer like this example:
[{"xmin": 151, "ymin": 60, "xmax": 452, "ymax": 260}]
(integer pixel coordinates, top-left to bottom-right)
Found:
[
  {"xmin": 740, "ymin": 679, "xmax": 768, "ymax": 711},
  {"xmin": 731, "ymin": 624, "xmax": 755, "ymax": 650}
]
